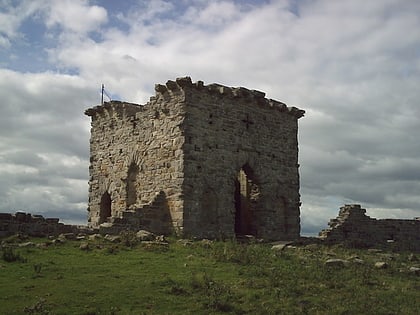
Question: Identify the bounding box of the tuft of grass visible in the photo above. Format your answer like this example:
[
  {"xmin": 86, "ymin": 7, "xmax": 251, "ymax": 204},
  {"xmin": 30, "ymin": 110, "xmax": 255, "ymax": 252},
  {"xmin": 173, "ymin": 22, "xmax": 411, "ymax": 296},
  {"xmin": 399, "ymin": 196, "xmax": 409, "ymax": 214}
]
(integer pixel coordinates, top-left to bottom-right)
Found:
[
  {"xmin": 190, "ymin": 272, "xmax": 235, "ymax": 313},
  {"xmin": 1, "ymin": 246, "xmax": 27, "ymax": 263},
  {"xmin": 23, "ymin": 297, "xmax": 50, "ymax": 315},
  {"xmin": 32, "ymin": 263, "xmax": 43, "ymax": 278},
  {"xmin": 119, "ymin": 230, "xmax": 138, "ymax": 248},
  {"xmin": 209, "ymin": 240, "xmax": 271, "ymax": 265}
]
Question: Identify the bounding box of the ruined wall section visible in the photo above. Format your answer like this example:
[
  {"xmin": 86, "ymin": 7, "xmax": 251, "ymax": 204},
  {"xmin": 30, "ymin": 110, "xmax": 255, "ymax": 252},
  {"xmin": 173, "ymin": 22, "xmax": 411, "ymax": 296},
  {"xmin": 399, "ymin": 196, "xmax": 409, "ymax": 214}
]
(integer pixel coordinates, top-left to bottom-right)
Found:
[
  {"xmin": 175, "ymin": 78, "xmax": 304, "ymax": 239},
  {"xmin": 85, "ymin": 88, "xmax": 186, "ymax": 232},
  {"xmin": 86, "ymin": 102, "xmax": 142, "ymax": 226},
  {"xmin": 320, "ymin": 204, "xmax": 420, "ymax": 251},
  {"xmin": 0, "ymin": 212, "xmax": 77, "ymax": 237}
]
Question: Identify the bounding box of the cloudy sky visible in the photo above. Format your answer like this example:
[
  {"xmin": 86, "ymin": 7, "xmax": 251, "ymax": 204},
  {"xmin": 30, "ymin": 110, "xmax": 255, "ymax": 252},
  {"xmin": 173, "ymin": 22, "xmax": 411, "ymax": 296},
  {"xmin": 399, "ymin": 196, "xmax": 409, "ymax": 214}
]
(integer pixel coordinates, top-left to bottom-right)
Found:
[{"xmin": 1, "ymin": 0, "xmax": 419, "ymax": 234}]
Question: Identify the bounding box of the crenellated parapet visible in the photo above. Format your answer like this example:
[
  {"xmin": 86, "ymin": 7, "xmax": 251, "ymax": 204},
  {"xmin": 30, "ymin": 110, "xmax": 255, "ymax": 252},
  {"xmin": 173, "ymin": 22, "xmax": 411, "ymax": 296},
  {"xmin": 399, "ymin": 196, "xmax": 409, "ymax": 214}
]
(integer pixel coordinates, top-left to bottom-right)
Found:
[
  {"xmin": 151, "ymin": 76, "xmax": 305, "ymax": 118},
  {"xmin": 84, "ymin": 77, "xmax": 305, "ymax": 120}
]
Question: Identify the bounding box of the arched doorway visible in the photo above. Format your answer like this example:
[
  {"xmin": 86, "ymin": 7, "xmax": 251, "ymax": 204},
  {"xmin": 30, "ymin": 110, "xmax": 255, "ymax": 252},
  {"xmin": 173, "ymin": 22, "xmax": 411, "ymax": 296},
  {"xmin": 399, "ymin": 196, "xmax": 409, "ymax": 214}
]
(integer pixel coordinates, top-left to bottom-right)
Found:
[
  {"xmin": 126, "ymin": 162, "xmax": 139, "ymax": 208},
  {"xmin": 99, "ymin": 192, "xmax": 111, "ymax": 224},
  {"xmin": 234, "ymin": 164, "xmax": 260, "ymax": 236}
]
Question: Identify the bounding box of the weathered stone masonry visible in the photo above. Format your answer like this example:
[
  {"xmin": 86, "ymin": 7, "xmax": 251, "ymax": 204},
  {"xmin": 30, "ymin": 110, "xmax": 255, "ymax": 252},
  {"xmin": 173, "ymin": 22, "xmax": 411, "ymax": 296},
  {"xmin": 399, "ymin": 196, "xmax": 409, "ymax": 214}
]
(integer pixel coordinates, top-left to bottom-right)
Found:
[
  {"xmin": 85, "ymin": 77, "xmax": 305, "ymax": 240},
  {"xmin": 0, "ymin": 212, "xmax": 77, "ymax": 237},
  {"xmin": 320, "ymin": 204, "xmax": 420, "ymax": 251}
]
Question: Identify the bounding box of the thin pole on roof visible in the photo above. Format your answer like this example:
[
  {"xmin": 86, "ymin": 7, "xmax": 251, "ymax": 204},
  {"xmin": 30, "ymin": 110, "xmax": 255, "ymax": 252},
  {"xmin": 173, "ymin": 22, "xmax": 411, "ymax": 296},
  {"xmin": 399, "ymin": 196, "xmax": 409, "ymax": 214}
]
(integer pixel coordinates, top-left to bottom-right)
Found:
[
  {"xmin": 101, "ymin": 84, "xmax": 112, "ymax": 104},
  {"xmin": 101, "ymin": 84, "xmax": 104, "ymax": 105}
]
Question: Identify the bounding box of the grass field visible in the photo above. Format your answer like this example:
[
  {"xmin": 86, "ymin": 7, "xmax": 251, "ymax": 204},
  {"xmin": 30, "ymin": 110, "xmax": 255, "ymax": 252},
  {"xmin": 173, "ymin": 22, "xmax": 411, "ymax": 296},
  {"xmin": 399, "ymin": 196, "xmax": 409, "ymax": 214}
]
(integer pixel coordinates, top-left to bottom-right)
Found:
[{"xmin": 1, "ymin": 234, "xmax": 419, "ymax": 314}]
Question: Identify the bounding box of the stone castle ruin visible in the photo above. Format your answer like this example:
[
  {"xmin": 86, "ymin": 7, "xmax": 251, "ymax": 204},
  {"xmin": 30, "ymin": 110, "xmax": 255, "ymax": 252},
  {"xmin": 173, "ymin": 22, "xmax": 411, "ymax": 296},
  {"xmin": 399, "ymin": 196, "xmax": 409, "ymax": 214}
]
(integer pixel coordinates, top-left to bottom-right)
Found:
[
  {"xmin": 84, "ymin": 77, "xmax": 305, "ymax": 240},
  {"xmin": 0, "ymin": 77, "xmax": 418, "ymax": 249}
]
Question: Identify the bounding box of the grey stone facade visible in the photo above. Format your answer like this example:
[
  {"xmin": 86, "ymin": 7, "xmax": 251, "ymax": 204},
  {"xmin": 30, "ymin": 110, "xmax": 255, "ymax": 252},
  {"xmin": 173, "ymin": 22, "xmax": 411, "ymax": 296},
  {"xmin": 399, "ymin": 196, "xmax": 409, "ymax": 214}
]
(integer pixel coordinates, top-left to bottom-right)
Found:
[{"xmin": 85, "ymin": 77, "xmax": 304, "ymax": 240}]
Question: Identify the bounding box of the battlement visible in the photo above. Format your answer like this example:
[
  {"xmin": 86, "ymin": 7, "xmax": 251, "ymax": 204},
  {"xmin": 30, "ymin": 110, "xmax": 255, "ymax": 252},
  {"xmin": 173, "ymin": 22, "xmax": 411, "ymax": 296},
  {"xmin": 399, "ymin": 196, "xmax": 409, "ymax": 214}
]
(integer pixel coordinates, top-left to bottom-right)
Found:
[
  {"xmin": 85, "ymin": 77, "xmax": 305, "ymax": 119},
  {"xmin": 153, "ymin": 76, "xmax": 305, "ymax": 119}
]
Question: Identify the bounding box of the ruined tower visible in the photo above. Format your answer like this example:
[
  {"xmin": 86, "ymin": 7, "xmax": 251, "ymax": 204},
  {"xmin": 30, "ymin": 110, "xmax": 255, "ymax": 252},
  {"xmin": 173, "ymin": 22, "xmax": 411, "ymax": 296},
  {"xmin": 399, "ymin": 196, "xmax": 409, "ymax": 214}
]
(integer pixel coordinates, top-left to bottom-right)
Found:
[{"xmin": 85, "ymin": 77, "xmax": 304, "ymax": 240}]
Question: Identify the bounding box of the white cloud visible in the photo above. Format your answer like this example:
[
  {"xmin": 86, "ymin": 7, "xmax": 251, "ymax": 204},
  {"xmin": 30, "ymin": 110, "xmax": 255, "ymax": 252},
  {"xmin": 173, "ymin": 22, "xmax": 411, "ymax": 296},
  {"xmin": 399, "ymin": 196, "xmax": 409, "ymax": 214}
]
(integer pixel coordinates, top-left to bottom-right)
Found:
[
  {"xmin": 0, "ymin": 68, "xmax": 94, "ymax": 222},
  {"xmin": 45, "ymin": 0, "xmax": 107, "ymax": 34},
  {"xmin": 0, "ymin": 0, "xmax": 45, "ymax": 47}
]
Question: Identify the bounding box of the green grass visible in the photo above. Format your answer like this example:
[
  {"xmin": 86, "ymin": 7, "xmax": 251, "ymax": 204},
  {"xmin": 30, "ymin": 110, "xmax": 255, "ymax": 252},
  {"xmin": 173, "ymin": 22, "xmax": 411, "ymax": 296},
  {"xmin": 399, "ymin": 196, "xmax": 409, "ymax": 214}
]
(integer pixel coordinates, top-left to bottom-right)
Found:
[{"xmin": 0, "ymin": 237, "xmax": 419, "ymax": 314}]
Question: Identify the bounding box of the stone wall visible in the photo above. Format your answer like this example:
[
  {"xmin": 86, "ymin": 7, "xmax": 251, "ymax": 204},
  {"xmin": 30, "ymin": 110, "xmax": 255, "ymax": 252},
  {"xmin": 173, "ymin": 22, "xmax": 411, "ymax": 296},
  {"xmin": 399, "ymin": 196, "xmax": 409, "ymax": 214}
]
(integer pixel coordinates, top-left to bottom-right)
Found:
[
  {"xmin": 85, "ymin": 91, "xmax": 185, "ymax": 233},
  {"xmin": 0, "ymin": 212, "xmax": 78, "ymax": 237},
  {"xmin": 85, "ymin": 77, "xmax": 304, "ymax": 240},
  {"xmin": 320, "ymin": 204, "xmax": 420, "ymax": 251},
  {"xmin": 179, "ymin": 80, "xmax": 303, "ymax": 239}
]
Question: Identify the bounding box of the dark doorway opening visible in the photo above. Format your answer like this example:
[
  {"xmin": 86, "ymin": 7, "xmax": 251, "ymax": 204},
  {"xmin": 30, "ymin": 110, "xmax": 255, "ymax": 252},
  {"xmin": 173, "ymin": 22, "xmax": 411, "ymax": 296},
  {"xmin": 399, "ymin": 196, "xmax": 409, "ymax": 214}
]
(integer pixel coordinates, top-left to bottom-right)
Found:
[
  {"xmin": 99, "ymin": 192, "xmax": 111, "ymax": 224},
  {"xmin": 234, "ymin": 165, "xmax": 260, "ymax": 236},
  {"xmin": 126, "ymin": 162, "xmax": 139, "ymax": 208}
]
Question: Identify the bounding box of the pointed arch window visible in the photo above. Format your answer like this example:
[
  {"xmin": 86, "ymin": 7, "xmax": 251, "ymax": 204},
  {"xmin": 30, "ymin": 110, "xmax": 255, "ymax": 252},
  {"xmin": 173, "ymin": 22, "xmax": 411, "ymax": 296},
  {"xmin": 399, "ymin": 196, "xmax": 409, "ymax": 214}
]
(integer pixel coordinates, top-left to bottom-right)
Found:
[
  {"xmin": 99, "ymin": 192, "xmax": 111, "ymax": 224},
  {"xmin": 234, "ymin": 164, "xmax": 260, "ymax": 236},
  {"xmin": 126, "ymin": 162, "xmax": 139, "ymax": 208}
]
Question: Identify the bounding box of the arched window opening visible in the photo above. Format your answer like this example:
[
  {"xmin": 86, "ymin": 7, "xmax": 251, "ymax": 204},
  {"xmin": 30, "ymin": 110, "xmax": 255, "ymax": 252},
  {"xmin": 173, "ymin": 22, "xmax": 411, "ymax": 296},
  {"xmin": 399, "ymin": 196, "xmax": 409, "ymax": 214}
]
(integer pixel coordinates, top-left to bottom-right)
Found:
[
  {"xmin": 234, "ymin": 164, "xmax": 260, "ymax": 236},
  {"xmin": 99, "ymin": 192, "xmax": 111, "ymax": 224},
  {"xmin": 126, "ymin": 163, "xmax": 139, "ymax": 208}
]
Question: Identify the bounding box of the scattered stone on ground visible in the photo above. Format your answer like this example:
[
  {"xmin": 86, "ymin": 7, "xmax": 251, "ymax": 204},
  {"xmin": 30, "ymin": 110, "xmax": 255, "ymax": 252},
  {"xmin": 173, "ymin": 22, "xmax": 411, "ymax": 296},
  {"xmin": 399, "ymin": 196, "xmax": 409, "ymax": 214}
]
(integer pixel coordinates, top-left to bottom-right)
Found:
[
  {"xmin": 36, "ymin": 242, "xmax": 51, "ymax": 249},
  {"xmin": 104, "ymin": 234, "xmax": 121, "ymax": 243},
  {"xmin": 408, "ymin": 267, "xmax": 420, "ymax": 275},
  {"xmin": 177, "ymin": 239, "xmax": 193, "ymax": 246},
  {"xmin": 79, "ymin": 242, "xmax": 89, "ymax": 251},
  {"xmin": 271, "ymin": 244, "xmax": 287, "ymax": 252},
  {"xmin": 155, "ymin": 235, "xmax": 166, "ymax": 242},
  {"xmin": 408, "ymin": 253, "xmax": 417, "ymax": 262},
  {"xmin": 60, "ymin": 233, "xmax": 76, "ymax": 240},
  {"xmin": 136, "ymin": 230, "xmax": 155, "ymax": 241},
  {"xmin": 99, "ymin": 222, "xmax": 113, "ymax": 228},
  {"xmin": 88, "ymin": 234, "xmax": 103, "ymax": 241},
  {"xmin": 325, "ymin": 259, "xmax": 349, "ymax": 267},
  {"xmin": 141, "ymin": 240, "xmax": 169, "ymax": 249},
  {"xmin": 348, "ymin": 256, "xmax": 365, "ymax": 264},
  {"xmin": 18, "ymin": 242, "xmax": 35, "ymax": 248},
  {"xmin": 200, "ymin": 239, "xmax": 213, "ymax": 248},
  {"xmin": 374, "ymin": 262, "xmax": 388, "ymax": 269},
  {"xmin": 380, "ymin": 253, "xmax": 397, "ymax": 260}
]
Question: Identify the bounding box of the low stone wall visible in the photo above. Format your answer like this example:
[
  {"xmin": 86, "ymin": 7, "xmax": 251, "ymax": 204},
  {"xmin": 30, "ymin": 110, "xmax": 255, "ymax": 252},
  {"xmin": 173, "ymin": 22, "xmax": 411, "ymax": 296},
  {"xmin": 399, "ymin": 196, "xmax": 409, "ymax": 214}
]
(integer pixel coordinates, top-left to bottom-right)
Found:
[
  {"xmin": 0, "ymin": 209, "xmax": 169, "ymax": 238},
  {"xmin": 0, "ymin": 212, "xmax": 81, "ymax": 237},
  {"xmin": 99, "ymin": 191, "xmax": 174, "ymax": 235},
  {"xmin": 320, "ymin": 204, "xmax": 420, "ymax": 251}
]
